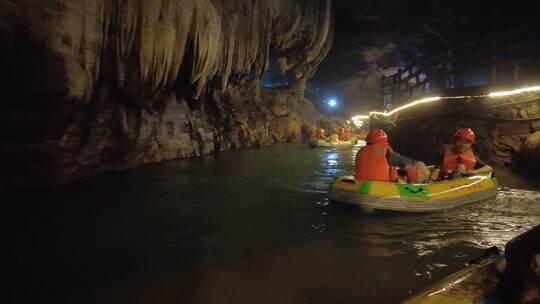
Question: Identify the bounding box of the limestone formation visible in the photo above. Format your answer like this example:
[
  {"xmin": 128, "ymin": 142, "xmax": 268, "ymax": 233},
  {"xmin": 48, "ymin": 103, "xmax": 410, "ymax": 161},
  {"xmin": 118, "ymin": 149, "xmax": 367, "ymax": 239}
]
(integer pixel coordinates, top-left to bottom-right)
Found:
[
  {"xmin": 0, "ymin": 0, "xmax": 340, "ymax": 189},
  {"xmin": 523, "ymin": 132, "xmax": 540, "ymax": 169}
]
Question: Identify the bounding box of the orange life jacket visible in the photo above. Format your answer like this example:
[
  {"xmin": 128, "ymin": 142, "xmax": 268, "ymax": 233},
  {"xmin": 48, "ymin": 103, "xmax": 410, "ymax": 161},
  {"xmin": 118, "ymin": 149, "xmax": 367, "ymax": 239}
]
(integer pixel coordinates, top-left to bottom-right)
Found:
[
  {"xmin": 439, "ymin": 144, "xmax": 476, "ymax": 177},
  {"xmin": 355, "ymin": 144, "xmax": 399, "ymax": 182}
]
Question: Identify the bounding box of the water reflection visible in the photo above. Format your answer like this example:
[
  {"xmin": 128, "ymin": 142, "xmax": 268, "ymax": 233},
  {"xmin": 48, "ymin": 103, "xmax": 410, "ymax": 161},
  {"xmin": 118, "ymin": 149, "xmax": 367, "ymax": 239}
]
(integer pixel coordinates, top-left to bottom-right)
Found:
[{"xmin": 321, "ymin": 152, "xmax": 343, "ymax": 176}]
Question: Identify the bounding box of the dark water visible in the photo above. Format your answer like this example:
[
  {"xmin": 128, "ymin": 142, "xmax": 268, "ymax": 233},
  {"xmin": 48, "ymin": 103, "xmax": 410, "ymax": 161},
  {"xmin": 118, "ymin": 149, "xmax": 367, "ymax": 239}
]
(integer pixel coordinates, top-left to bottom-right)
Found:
[{"xmin": 9, "ymin": 144, "xmax": 540, "ymax": 303}]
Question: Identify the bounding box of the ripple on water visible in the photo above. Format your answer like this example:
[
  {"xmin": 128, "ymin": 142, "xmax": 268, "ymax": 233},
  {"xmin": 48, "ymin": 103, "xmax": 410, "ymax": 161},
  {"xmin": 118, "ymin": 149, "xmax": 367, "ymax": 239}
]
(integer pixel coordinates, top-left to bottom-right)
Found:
[{"xmin": 331, "ymin": 186, "xmax": 540, "ymax": 258}]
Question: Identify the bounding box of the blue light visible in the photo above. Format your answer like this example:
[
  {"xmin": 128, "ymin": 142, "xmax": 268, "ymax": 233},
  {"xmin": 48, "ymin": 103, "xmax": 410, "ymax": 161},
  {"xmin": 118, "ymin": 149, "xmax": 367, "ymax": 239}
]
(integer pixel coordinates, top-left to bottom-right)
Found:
[{"xmin": 328, "ymin": 99, "xmax": 337, "ymax": 107}]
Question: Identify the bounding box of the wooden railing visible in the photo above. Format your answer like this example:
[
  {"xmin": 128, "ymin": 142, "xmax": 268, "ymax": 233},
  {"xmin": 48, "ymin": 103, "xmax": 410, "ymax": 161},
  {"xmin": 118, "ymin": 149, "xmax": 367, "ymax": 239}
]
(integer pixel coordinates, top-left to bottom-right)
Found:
[{"xmin": 381, "ymin": 27, "xmax": 540, "ymax": 106}]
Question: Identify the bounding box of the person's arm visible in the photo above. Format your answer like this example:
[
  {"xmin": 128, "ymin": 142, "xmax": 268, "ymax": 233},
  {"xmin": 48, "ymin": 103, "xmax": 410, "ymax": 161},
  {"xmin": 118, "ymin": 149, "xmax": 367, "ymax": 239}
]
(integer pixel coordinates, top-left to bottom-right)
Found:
[
  {"xmin": 429, "ymin": 168, "xmax": 440, "ymax": 181},
  {"xmin": 467, "ymin": 157, "xmax": 492, "ymax": 174},
  {"xmin": 428, "ymin": 153, "xmax": 445, "ymax": 181},
  {"xmin": 472, "ymin": 165, "xmax": 492, "ymax": 174},
  {"xmin": 386, "ymin": 151, "xmax": 415, "ymax": 167}
]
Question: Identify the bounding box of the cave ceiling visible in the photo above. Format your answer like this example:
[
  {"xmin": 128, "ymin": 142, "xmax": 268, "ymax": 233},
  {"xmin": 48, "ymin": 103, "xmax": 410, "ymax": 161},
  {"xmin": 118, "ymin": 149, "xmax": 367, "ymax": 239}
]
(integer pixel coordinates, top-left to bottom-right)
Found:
[{"xmin": 312, "ymin": 0, "xmax": 540, "ymax": 113}]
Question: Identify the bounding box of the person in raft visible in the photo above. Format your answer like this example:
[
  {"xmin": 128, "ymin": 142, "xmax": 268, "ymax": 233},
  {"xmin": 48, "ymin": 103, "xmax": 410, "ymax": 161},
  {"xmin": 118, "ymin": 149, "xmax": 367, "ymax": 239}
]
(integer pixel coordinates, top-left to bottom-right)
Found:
[
  {"xmin": 316, "ymin": 128, "xmax": 327, "ymax": 140},
  {"xmin": 329, "ymin": 133, "xmax": 340, "ymax": 142},
  {"xmin": 428, "ymin": 128, "xmax": 493, "ymax": 181},
  {"xmin": 339, "ymin": 128, "xmax": 351, "ymax": 141},
  {"xmin": 355, "ymin": 128, "xmax": 431, "ymax": 183}
]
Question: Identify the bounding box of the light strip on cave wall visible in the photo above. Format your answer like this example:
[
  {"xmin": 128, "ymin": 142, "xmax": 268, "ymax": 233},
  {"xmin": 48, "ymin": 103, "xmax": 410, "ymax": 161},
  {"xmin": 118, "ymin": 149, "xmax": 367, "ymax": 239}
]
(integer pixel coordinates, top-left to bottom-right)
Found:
[
  {"xmin": 487, "ymin": 85, "xmax": 540, "ymax": 97},
  {"xmin": 349, "ymin": 84, "xmax": 540, "ymax": 127},
  {"xmin": 369, "ymin": 96, "xmax": 441, "ymax": 116}
]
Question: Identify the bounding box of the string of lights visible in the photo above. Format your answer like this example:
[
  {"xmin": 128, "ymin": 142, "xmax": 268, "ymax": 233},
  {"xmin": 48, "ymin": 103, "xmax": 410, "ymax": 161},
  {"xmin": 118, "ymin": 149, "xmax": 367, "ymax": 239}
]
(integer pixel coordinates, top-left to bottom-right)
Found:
[{"xmin": 350, "ymin": 84, "xmax": 540, "ymax": 127}]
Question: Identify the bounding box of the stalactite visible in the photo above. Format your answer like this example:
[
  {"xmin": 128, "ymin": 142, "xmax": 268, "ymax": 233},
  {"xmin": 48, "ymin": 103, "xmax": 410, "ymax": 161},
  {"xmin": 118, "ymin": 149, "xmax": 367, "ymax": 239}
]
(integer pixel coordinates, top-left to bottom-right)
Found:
[
  {"xmin": 114, "ymin": 0, "xmax": 139, "ymax": 86},
  {"xmin": 138, "ymin": 0, "xmax": 194, "ymax": 96},
  {"xmin": 190, "ymin": 0, "xmax": 222, "ymax": 99},
  {"xmin": 1, "ymin": 0, "xmax": 334, "ymax": 100},
  {"xmin": 216, "ymin": 13, "xmax": 235, "ymax": 90},
  {"xmin": 307, "ymin": 0, "xmax": 332, "ymax": 63}
]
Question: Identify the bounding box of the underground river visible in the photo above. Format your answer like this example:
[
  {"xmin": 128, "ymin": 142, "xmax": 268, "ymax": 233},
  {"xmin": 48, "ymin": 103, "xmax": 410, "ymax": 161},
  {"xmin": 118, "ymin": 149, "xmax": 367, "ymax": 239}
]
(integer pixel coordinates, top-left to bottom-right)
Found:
[{"xmin": 9, "ymin": 143, "xmax": 540, "ymax": 303}]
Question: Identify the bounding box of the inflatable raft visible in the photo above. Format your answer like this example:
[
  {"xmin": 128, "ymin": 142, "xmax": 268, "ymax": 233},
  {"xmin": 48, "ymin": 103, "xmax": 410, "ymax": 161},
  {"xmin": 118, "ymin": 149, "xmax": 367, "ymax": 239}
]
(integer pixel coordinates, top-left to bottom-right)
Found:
[
  {"xmin": 328, "ymin": 173, "xmax": 498, "ymax": 212},
  {"xmin": 309, "ymin": 138, "xmax": 357, "ymax": 148}
]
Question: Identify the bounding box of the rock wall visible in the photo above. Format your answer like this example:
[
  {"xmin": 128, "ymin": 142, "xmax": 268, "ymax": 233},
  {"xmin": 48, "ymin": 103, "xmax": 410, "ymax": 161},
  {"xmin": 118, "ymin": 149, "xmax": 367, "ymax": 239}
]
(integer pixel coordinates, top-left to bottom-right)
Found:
[
  {"xmin": 370, "ymin": 89, "xmax": 540, "ymax": 169},
  {"xmin": 0, "ymin": 0, "xmax": 340, "ymax": 190}
]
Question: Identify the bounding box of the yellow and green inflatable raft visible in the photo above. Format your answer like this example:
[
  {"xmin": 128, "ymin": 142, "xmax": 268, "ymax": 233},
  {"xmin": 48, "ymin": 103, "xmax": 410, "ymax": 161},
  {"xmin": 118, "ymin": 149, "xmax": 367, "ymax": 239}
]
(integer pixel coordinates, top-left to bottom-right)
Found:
[
  {"xmin": 309, "ymin": 138, "xmax": 357, "ymax": 148},
  {"xmin": 328, "ymin": 173, "xmax": 498, "ymax": 212}
]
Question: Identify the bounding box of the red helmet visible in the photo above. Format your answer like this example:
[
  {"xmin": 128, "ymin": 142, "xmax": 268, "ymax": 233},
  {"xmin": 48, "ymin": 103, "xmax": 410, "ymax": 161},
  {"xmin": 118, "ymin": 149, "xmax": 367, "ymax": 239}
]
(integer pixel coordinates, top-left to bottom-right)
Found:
[
  {"xmin": 366, "ymin": 128, "xmax": 388, "ymax": 145},
  {"xmin": 454, "ymin": 128, "xmax": 475, "ymax": 144}
]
